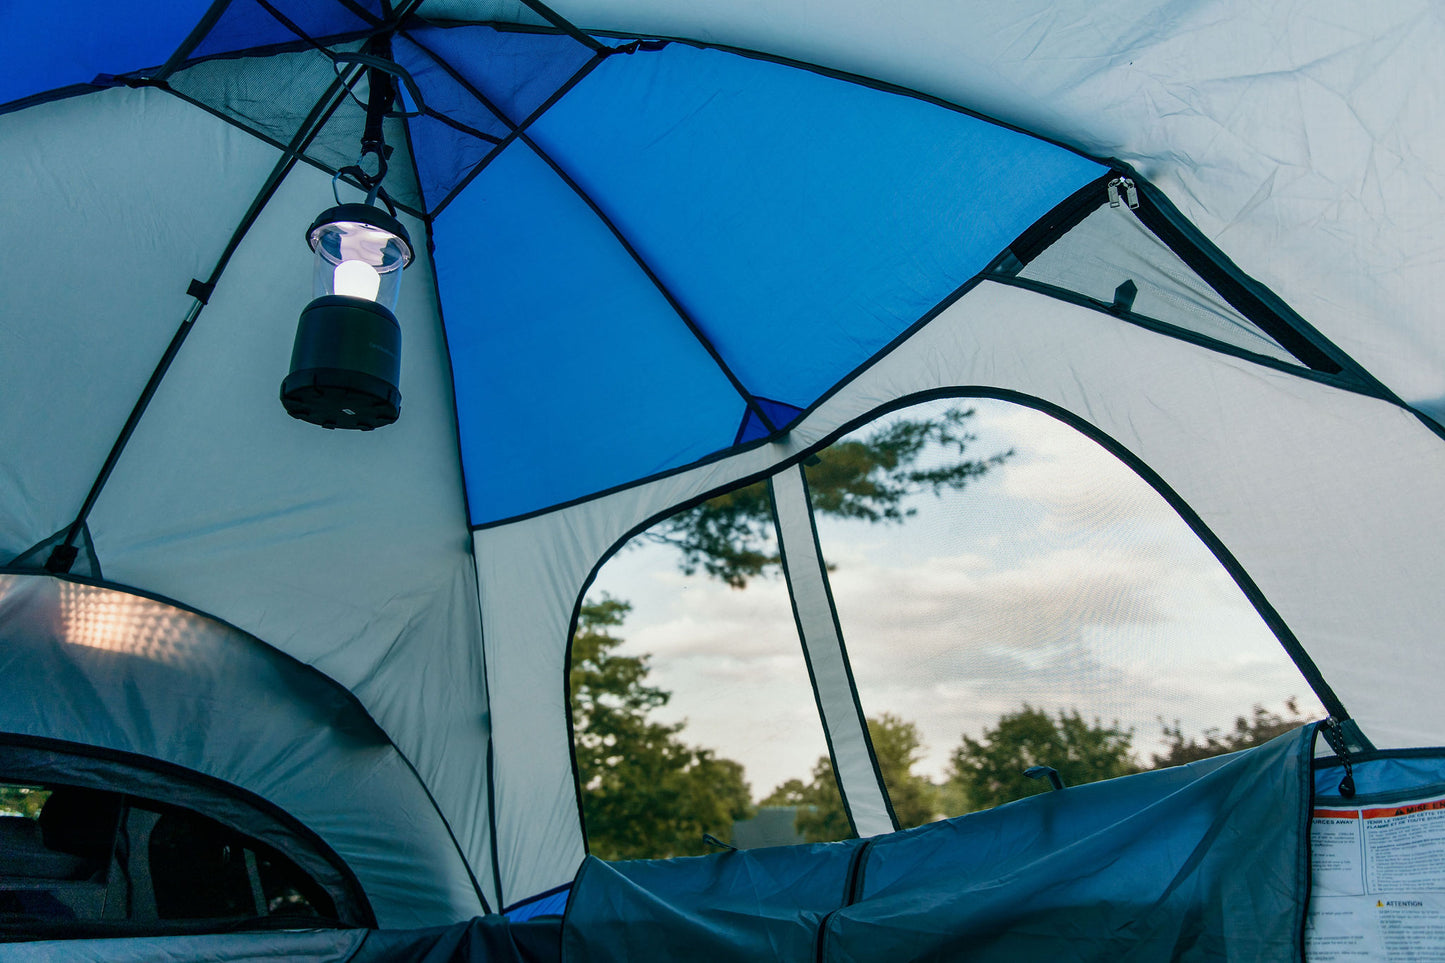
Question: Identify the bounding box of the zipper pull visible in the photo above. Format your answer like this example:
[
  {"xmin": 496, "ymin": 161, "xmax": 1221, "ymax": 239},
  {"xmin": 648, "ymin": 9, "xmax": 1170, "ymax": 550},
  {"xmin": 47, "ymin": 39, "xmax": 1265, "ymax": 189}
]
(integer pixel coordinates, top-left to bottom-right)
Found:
[
  {"xmin": 1107, "ymin": 176, "xmax": 1140, "ymax": 210},
  {"xmin": 1322, "ymin": 717, "xmax": 1357, "ymax": 799}
]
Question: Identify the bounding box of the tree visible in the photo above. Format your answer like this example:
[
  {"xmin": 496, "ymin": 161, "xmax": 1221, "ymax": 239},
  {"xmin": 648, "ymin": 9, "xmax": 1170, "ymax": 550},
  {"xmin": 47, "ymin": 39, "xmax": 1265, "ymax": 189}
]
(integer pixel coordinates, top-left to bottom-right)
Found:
[
  {"xmin": 570, "ymin": 406, "xmax": 1012, "ymax": 853},
  {"xmin": 0, "ymin": 785, "xmax": 46, "ymax": 819},
  {"xmin": 761, "ymin": 714, "xmax": 939, "ymax": 841},
  {"xmin": 570, "ymin": 596, "xmax": 753, "ymax": 860},
  {"xmin": 945, "ymin": 705, "xmax": 1137, "ymax": 811},
  {"xmin": 644, "ymin": 407, "xmax": 1012, "ymax": 587},
  {"xmin": 1151, "ymin": 698, "xmax": 1314, "ymax": 768}
]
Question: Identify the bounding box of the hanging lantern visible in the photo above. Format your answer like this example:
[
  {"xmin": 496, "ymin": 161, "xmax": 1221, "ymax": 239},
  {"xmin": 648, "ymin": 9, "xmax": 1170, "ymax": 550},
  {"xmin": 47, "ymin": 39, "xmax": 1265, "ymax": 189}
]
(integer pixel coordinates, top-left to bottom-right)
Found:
[{"xmin": 280, "ymin": 202, "xmax": 413, "ymax": 430}]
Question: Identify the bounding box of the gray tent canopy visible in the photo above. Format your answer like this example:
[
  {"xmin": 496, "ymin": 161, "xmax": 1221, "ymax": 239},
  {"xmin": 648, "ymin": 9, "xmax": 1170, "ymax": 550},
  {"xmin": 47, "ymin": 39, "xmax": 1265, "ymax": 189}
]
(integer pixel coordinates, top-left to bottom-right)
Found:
[{"xmin": 2, "ymin": 0, "xmax": 1444, "ymax": 955}]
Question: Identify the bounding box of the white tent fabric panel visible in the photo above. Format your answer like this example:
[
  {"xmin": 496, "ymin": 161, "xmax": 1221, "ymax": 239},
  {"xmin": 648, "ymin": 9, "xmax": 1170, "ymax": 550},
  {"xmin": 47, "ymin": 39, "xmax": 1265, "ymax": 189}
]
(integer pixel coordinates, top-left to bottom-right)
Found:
[
  {"xmin": 75, "ymin": 163, "xmax": 497, "ymax": 909},
  {"xmin": 1012, "ymin": 204, "xmax": 1300, "ymax": 365},
  {"xmin": 479, "ymin": 280, "xmax": 1443, "ymax": 900},
  {"xmin": 0, "ymin": 574, "xmax": 482, "ymax": 926},
  {"xmin": 448, "ymin": 0, "xmax": 1445, "ymax": 422},
  {"xmin": 770, "ymin": 465, "xmax": 894, "ymax": 837},
  {"xmin": 0, "ymin": 87, "xmax": 281, "ymax": 559}
]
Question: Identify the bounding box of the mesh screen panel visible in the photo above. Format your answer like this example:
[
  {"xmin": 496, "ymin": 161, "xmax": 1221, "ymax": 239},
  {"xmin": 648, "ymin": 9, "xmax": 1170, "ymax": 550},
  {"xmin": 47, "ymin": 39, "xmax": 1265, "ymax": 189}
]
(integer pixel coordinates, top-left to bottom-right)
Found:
[
  {"xmin": 807, "ymin": 398, "xmax": 1323, "ymax": 818},
  {"xmin": 575, "ymin": 496, "xmax": 849, "ymax": 857},
  {"xmin": 1016, "ymin": 205, "xmax": 1302, "ymax": 364},
  {"xmin": 165, "ymin": 44, "xmax": 425, "ymax": 214}
]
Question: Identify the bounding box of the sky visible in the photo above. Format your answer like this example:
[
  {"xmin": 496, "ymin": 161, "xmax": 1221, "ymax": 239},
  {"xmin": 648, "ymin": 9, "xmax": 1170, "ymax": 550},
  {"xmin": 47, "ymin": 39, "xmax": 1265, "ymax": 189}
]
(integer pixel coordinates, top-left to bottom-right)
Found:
[{"xmin": 586, "ymin": 397, "xmax": 1323, "ymax": 801}]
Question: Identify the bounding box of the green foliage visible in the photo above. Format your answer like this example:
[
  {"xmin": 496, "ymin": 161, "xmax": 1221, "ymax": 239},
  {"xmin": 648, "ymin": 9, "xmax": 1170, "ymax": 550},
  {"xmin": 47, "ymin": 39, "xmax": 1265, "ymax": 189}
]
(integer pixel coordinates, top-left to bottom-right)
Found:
[
  {"xmin": 760, "ymin": 714, "xmax": 940, "ymax": 841},
  {"xmin": 646, "ymin": 408, "xmax": 1011, "ymax": 588},
  {"xmin": 0, "ymin": 785, "xmax": 48, "ymax": 819},
  {"xmin": 1152, "ymin": 698, "xmax": 1314, "ymax": 768},
  {"xmin": 570, "ymin": 597, "xmax": 753, "ymax": 860},
  {"xmin": 946, "ymin": 705, "xmax": 1138, "ymax": 811}
]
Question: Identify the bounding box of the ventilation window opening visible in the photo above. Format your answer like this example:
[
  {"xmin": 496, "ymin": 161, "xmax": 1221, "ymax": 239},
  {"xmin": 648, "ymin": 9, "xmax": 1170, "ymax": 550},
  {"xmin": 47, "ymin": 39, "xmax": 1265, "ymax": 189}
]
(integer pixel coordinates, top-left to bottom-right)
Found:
[
  {"xmin": 998, "ymin": 195, "xmax": 1328, "ymax": 370},
  {"xmin": 805, "ymin": 397, "xmax": 1324, "ymax": 821},
  {"xmin": 0, "ymin": 780, "xmax": 338, "ymax": 934},
  {"xmin": 572, "ymin": 489, "xmax": 849, "ymax": 859}
]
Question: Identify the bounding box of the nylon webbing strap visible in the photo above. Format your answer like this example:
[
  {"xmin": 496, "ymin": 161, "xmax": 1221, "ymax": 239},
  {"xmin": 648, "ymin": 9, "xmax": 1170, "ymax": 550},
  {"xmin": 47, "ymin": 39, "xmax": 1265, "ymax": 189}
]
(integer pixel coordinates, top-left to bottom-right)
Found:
[{"xmin": 770, "ymin": 465, "xmax": 895, "ymax": 837}]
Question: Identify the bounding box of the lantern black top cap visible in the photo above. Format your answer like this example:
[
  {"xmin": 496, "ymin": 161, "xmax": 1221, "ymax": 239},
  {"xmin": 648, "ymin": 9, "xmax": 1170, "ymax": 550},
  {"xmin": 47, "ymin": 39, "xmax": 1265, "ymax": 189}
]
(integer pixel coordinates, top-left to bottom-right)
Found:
[{"xmin": 307, "ymin": 203, "xmax": 413, "ymax": 266}]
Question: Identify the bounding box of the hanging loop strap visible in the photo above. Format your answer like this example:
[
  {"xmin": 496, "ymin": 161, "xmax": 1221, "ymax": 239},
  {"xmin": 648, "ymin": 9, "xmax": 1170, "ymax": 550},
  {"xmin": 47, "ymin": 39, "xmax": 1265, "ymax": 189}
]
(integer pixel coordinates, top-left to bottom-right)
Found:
[{"xmin": 1322, "ymin": 717, "xmax": 1357, "ymax": 799}]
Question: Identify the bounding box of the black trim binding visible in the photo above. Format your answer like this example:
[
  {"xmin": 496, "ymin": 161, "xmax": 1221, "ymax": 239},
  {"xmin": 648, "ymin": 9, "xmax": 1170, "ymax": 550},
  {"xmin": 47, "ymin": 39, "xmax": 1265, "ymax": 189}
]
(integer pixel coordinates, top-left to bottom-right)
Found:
[
  {"xmin": 1003, "ymin": 173, "xmax": 1113, "ymax": 266},
  {"xmin": 1315, "ymin": 746, "xmax": 1445, "ymax": 772},
  {"xmin": 501, "ymin": 879, "xmax": 573, "ymax": 916},
  {"xmin": 0, "ymin": 568, "xmax": 494, "ymax": 915},
  {"xmin": 851, "ymin": 388, "xmax": 1355, "ymax": 721},
  {"xmin": 403, "ymin": 26, "xmax": 776, "ymax": 437},
  {"xmin": 413, "ymin": 21, "xmax": 1111, "ymax": 170},
  {"xmin": 562, "ymin": 572, "xmax": 600, "ymax": 864},
  {"xmin": 154, "ymin": 0, "xmax": 237, "ymax": 80},
  {"xmin": 43, "ymin": 60, "xmax": 367, "ymax": 575},
  {"xmin": 0, "ymin": 83, "xmax": 115, "ymax": 117},
  {"xmin": 403, "ymin": 105, "xmax": 504, "ymax": 909},
  {"xmin": 814, "ymin": 838, "xmax": 875, "ymax": 963},
  {"xmin": 988, "ymin": 275, "xmax": 1393, "ymax": 400},
  {"xmin": 549, "ymin": 384, "xmax": 1354, "ymax": 759},
  {"xmin": 467, "ymin": 152, "xmax": 1442, "ymax": 531},
  {"xmin": 515, "ymin": 128, "xmax": 776, "ymax": 434},
  {"xmin": 469, "ymin": 270, "xmax": 988, "ymax": 531},
  {"xmin": 513, "ymin": 0, "xmax": 608, "ymax": 53},
  {"xmin": 1123, "ymin": 172, "xmax": 1350, "ymax": 376},
  {"xmin": 768, "ymin": 473, "xmax": 861, "ymax": 839},
  {"xmin": 425, "ymin": 47, "xmax": 609, "ymax": 218},
  {"xmin": 773, "ymin": 467, "xmax": 900, "ymax": 834},
  {"xmin": 153, "ymin": 81, "xmax": 427, "ymax": 222}
]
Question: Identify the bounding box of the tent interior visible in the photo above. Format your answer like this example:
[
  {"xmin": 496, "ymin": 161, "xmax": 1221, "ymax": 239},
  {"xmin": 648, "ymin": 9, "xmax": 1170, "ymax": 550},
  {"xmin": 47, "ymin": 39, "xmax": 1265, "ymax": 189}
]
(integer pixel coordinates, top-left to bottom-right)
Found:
[{"xmin": 2, "ymin": 0, "xmax": 1444, "ymax": 959}]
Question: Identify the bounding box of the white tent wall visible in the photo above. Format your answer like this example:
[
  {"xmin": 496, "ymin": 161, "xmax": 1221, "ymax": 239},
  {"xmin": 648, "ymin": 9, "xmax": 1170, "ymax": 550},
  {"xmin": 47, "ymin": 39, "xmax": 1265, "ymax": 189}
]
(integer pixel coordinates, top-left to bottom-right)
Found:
[
  {"xmin": 1, "ymin": 0, "xmax": 1441, "ymax": 933},
  {"xmin": 0, "ymin": 87, "xmax": 282, "ymax": 557},
  {"xmin": 0, "ymin": 574, "xmax": 479, "ymax": 926},
  {"xmin": 450, "ymin": 0, "xmax": 1445, "ymax": 422},
  {"xmin": 769, "ymin": 465, "xmax": 895, "ymax": 838},
  {"xmin": 0, "ymin": 120, "xmax": 499, "ymax": 909},
  {"xmin": 478, "ymin": 279, "xmax": 1445, "ymax": 903}
]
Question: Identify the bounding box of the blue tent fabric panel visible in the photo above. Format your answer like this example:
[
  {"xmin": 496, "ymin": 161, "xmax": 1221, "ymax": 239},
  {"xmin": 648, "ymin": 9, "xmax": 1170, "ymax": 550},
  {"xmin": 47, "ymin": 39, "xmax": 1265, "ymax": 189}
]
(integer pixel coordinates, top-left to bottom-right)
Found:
[
  {"xmin": 562, "ymin": 840, "xmax": 864, "ymax": 963},
  {"xmin": 737, "ymin": 398, "xmax": 806, "ymax": 443},
  {"xmin": 434, "ymin": 139, "xmax": 747, "ymax": 525},
  {"xmin": 1314, "ymin": 751, "xmax": 1445, "ymax": 798},
  {"xmin": 402, "ymin": 112, "xmax": 501, "ymax": 213},
  {"xmin": 527, "ymin": 43, "xmax": 1107, "ymax": 409},
  {"xmin": 394, "ymin": 34, "xmax": 517, "ymax": 210},
  {"xmin": 395, "ymin": 36, "xmax": 514, "ymax": 144},
  {"xmin": 192, "ymin": 0, "xmax": 378, "ymax": 60},
  {"xmin": 506, "ymin": 886, "xmax": 571, "ymax": 921},
  {"xmin": 558, "ymin": 728, "xmax": 1313, "ymax": 962},
  {"xmin": 404, "ymin": 24, "xmax": 601, "ymax": 127},
  {"xmin": 824, "ymin": 726, "xmax": 1315, "ymax": 962},
  {"xmin": 1, "ymin": 0, "xmax": 214, "ymax": 108},
  {"xmin": 350, "ymin": 916, "xmax": 562, "ymax": 962}
]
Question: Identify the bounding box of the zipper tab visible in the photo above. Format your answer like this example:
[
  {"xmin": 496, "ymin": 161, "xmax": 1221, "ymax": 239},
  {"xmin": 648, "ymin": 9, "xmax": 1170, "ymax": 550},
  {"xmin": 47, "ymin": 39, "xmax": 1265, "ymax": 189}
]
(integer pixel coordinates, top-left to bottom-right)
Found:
[
  {"xmin": 1322, "ymin": 717, "xmax": 1357, "ymax": 799},
  {"xmin": 1107, "ymin": 176, "xmax": 1140, "ymax": 210}
]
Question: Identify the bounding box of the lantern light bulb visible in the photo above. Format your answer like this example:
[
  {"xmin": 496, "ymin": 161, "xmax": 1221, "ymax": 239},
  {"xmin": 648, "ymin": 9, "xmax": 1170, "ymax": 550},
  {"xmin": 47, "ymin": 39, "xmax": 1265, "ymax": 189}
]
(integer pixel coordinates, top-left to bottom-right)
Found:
[{"xmin": 334, "ymin": 259, "xmax": 381, "ymax": 301}]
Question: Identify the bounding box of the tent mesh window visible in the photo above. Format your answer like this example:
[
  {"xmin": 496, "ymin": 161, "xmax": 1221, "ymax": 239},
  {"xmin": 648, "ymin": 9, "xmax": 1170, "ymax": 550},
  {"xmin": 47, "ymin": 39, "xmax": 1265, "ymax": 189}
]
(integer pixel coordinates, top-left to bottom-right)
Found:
[
  {"xmin": 1002, "ymin": 203, "xmax": 1303, "ymax": 365},
  {"xmin": 0, "ymin": 783, "xmax": 338, "ymax": 929},
  {"xmin": 807, "ymin": 397, "xmax": 1324, "ymax": 820},
  {"xmin": 165, "ymin": 43, "xmax": 426, "ymax": 214},
  {"xmin": 573, "ymin": 490, "xmax": 848, "ymax": 859}
]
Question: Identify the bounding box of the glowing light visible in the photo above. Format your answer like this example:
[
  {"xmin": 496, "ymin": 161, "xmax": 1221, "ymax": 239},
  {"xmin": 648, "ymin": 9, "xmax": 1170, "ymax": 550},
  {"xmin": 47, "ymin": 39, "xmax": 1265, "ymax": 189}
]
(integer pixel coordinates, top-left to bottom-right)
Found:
[
  {"xmin": 57, "ymin": 581, "xmax": 193, "ymax": 665},
  {"xmin": 334, "ymin": 259, "xmax": 381, "ymax": 301}
]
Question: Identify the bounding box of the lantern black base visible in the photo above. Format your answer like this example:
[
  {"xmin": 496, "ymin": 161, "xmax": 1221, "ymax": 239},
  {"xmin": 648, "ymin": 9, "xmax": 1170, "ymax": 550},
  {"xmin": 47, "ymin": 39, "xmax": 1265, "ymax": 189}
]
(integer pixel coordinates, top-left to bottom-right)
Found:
[
  {"xmin": 281, "ymin": 367, "xmax": 401, "ymax": 430},
  {"xmin": 281, "ymin": 296, "xmax": 402, "ymax": 430}
]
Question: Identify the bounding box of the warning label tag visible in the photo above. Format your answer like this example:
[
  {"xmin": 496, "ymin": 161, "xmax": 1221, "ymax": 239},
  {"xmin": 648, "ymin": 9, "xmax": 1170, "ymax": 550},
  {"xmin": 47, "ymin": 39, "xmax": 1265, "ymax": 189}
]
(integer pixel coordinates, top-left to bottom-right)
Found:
[{"xmin": 1306, "ymin": 793, "xmax": 1445, "ymax": 961}]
